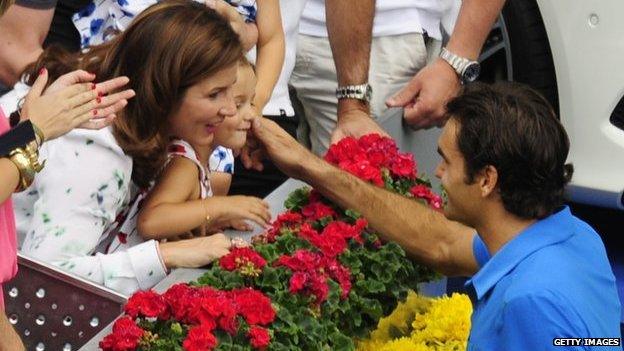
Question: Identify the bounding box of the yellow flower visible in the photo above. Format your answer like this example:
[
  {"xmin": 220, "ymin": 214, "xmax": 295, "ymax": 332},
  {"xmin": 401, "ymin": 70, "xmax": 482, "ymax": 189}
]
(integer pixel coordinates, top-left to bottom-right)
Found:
[{"xmin": 357, "ymin": 292, "xmax": 472, "ymax": 351}]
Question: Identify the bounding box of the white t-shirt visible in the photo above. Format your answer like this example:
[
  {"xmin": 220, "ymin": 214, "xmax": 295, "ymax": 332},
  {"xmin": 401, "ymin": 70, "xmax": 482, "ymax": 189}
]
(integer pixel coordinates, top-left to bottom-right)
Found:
[
  {"xmin": 299, "ymin": 0, "xmax": 459, "ymax": 40},
  {"xmin": 259, "ymin": 0, "xmax": 308, "ymax": 117}
]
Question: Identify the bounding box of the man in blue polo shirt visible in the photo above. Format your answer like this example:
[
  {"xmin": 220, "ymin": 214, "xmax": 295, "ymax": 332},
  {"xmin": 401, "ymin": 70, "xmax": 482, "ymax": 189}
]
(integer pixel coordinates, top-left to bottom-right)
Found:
[
  {"xmin": 251, "ymin": 82, "xmax": 622, "ymax": 350},
  {"xmin": 436, "ymin": 83, "xmax": 621, "ymax": 350}
]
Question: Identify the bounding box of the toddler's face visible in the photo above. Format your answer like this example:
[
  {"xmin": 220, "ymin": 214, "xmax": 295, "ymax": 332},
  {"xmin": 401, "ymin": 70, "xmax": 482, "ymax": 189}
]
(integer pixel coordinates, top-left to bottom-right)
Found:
[{"xmin": 213, "ymin": 63, "xmax": 256, "ymax": 152}]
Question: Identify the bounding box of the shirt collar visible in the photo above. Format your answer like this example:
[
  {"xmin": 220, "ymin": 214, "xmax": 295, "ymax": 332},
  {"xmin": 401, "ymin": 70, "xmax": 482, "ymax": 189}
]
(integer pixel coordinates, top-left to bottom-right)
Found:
[{"xmin": 465, "ymin": 206, "xmax": 575, "ymax": 300}]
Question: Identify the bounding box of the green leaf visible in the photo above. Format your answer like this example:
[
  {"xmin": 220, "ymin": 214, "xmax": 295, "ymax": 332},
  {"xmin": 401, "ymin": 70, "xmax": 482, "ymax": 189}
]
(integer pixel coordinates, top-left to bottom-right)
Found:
[{"xmin": 284, "ymin": 187, "xmax": 311, "ymax": 211}]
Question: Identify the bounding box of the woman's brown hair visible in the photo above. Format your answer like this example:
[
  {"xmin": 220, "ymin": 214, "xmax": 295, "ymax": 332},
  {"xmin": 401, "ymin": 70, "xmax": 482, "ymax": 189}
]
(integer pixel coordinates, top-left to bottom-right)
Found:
[
  {"xmin": 0, "ymin": 0, "xmax": 14, "ymax": 16},
  {"xmin": 25, "ymin": 0, "xmax": 243, "ymax": 188}
]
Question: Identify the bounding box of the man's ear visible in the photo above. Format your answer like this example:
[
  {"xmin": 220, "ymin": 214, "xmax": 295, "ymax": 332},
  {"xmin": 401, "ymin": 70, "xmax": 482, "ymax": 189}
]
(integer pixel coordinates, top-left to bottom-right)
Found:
[{"xmin": 477, "ymin": 165, "xmax": 499, "ymax": 198}]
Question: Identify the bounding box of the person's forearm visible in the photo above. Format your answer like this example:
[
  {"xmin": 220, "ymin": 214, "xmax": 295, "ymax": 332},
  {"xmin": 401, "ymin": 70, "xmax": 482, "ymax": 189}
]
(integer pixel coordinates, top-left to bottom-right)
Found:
[
  {"xmin": 300, "ymin": 157, "xmax": 478, "ymax": 276},
  {"xmin": 138, "ymin": 200, "xmax": 208, "ymax": 239},
  {"xmin": 0, "ymin": 159, "xmax": 20, "ymax": 203},
  {"xmin": 253, "ymin": 0, "xmax": 284, "ymax": 111},
  {"xmin": 0, "ymin": 311, "xmax": 24, "ymax": 351},
  {"xmin": 254, "ymin": 29, "xmax": 284, "ymax": 111},
  {"xmin": 325, "ymin": 0, "xmax": 374, "ymax": 86},
  {"xmin": 326, "ymin": 0, "xmax": 375, "ymax": 118},
  {"xmin": 445, "ymin": 0, "xmax": 506, "ymax": 60}
]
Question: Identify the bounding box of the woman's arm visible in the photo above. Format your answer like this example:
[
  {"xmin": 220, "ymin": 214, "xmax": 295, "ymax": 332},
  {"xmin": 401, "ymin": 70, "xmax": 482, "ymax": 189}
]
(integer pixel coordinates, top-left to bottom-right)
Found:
[
  {"xmin": 0, "ymin": 159, "xmax": 19, "ymax": 204},
  {"xmin": 0, "ymin": 311, "xmax": 24, "ymax": 351},
  {"xmin": 253, "ymin": 0, "xmax": 284, "ymax": 112}
]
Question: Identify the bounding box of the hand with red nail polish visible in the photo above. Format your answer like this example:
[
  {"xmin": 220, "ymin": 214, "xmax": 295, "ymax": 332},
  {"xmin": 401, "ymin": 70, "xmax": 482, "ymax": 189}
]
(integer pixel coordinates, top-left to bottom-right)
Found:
[{"xmin": 19, "ymin": 69, "xmax": 135, "ymax": 141}]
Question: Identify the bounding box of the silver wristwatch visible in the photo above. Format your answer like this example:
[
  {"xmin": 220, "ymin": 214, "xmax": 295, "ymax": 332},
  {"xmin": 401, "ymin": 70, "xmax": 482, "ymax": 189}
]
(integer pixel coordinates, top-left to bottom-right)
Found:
[
  {"xmin": 335, "ymin": 83, "xmax": 373, "ymax": 104},
  {"xmin": 439, "ymin": 47, "xmax": 481, "ymax": 84}
]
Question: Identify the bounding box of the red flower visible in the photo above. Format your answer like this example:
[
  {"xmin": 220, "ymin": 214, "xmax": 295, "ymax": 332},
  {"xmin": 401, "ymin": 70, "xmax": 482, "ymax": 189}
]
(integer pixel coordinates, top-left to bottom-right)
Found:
[
  {"xmin": 390, "ymin": 153, "xmax": 417, "ymax": 179},
  {"xmin": 219, "ymin": 247, "xmax": 267, "ymax": 275},
  {"xmin": 99, "ymin": 316, "xmax": 144, "ymax": 351},
  {"xmin": 163, "ymin": 283, "xmax": 195, "ymax": 321},
  {"xmin": 275, "ymin": 249, "xmax": 321, "ymax": 271},
  {"xmin": 289, "ymin": 272, "xmax": 308, "ymax": 293},
  {"xmin": 410, "ymin": 184, "xmax": 443, "ymax": 210},
  {"xmin": 124, "ymin": 290, "xmax": 169, "ymax": 320},
  {"xmin": 231, "ymin": 288, "xmax": 276, "ymax": 326},
  {"xmin": 343, "ymin": 160, "xmax": 384, "ymax": 186},
  {"xmin": 248, "ymin": 326, "xmax": 271, "ymax": 349},
  {"xmin": 218, "ymin": 315, "xmax": 239, "ymax": 335},
  {"xmin": 266, "ymin": 211, "xmax": 303, "ymax": 242},
  {"xmin": 324, "ymin": 137, "xmax": 364, "ymax": 164},
  {"xmin": 183, "ymin": 325, "xmax": 217, "ymax": 351},
  {"xmin": 321, "ymin": 257, "xmax": 352, "ymax": 299},
  {"xmin": 301, "ymin": 201, "xmax": 336, "ymax": 221}
]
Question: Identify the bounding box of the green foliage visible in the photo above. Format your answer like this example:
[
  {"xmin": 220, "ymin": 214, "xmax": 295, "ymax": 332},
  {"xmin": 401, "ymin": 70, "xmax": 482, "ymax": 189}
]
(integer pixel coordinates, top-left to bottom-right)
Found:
[{"xmin": 284, "ymin": 187, "xmax": 311, "ymax": 211}]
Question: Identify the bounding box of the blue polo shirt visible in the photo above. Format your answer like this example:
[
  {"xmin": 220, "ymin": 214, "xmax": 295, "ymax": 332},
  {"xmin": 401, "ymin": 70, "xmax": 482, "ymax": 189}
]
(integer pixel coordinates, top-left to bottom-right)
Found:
[{"xmin": 466, "ymin": 206, "xmax": 622, "ymax": 351}]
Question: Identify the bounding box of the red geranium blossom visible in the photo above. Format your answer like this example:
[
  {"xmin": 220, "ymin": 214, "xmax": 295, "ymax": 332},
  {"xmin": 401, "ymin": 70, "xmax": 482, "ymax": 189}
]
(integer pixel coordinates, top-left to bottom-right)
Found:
[
  {"xmin": 248, "ymin": 326, "xmax": 271, "ymax": 349},
  {"xmin": 301, "ymin": 201, "xmax": 336, "ymax": 221},
  {"xmin": 219, "ymin": 247, "xmax": 267, "ymax": 276},
  {"xmin": 231, "ymin": 288, "xmax": 276, "ymax": 326},
  {"xmin": 183, "ymin": 325, "xmax": 217, "ymax": 351},
  {"xmin": 99, "ymin": 316, "xmax": 144, "ymax": 351},
  {"xmin": 410, "ymin": 184, "xmax": 443, "ymax": 210},
  {"xmin": 124, "ymin": 290, "xmax": 169, "ymax": 320}
]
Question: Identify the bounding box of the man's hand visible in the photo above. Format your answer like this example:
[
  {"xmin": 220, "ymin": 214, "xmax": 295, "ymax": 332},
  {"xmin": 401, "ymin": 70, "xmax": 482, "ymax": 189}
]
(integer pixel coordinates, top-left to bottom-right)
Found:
[
  {"xmin": 386, "ymin": 58, "xmax": 461, "ymax": 130},
  {"xmin": 331, "ymin": 109, "xmax": 389, "ymax": 144},
  {"xmin": 331, "ymin": 99, "xmax": 389, "ymax": 144},
  {"xmin": 240, "ymin": 129, "xmax": 266, "ymax": 171},
  {"xmin": 251, "ymin": 116, "xmax": 315, "ymax": 180}
]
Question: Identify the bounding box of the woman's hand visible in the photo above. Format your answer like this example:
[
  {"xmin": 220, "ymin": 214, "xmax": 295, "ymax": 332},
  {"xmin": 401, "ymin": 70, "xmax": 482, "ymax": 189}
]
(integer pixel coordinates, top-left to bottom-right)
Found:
[
  {"xmin": 159, "ymin": 233, "xmax": 232, "ymax": 269},
  {"xmin": 207, "ymin": 195, "xmax": 271, "ymax": 229},
  {"xmin": 20, "ymin": 68, "xmax": 136, "ymax": 141}
]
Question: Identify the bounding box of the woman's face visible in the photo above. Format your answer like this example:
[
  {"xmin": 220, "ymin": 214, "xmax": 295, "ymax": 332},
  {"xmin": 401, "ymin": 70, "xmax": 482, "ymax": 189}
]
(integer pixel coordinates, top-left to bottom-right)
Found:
[
  {"xmin": 168, "ymin": 63, "xmax": 238, "ymax": 148},
  {"xmin": 213, "ymin": 63, "xmax": 256, "ymax": 152}
]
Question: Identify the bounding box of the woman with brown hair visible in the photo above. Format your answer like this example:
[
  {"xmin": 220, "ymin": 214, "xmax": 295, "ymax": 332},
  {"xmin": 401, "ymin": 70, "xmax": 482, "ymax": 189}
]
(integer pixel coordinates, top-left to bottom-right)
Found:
[{"xmin": 12, "ymin": 0, "xmax": 245, "ymax": 295}]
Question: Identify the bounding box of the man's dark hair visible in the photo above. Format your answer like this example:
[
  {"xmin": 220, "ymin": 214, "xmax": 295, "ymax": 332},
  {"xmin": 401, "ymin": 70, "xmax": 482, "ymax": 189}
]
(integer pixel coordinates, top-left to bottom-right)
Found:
[{"xmin": 446, "ymin": 82, "xmax": 574, "ymax": 219}]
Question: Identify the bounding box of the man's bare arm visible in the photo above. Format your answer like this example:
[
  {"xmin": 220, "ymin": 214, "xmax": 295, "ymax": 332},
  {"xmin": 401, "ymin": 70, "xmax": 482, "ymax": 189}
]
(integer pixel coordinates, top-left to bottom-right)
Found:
[
  {"xmin": 325, "ymin": 0, "xmax": 387, "ymax": 141},
  {"xmin": 253, "ymin": 117, "xmax": 479, "ymax": 277}
]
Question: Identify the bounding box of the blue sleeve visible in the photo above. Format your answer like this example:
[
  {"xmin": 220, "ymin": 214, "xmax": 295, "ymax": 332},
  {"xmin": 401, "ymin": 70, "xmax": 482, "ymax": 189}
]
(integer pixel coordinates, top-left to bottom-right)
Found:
[
  {"xmin": 472, "ymin": 234, "xmax": 491, "ymax": 268},
  {"xmin": 501, "ymin": 292, "xmax": 586, "ymax": 351}
]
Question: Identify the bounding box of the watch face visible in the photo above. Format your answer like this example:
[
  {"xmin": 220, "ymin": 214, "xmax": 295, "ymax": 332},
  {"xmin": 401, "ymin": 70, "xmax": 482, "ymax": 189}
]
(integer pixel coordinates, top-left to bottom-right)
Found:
[{"xmin": 463, "ymin": 63, "xmax": 481, "ymax": 83}]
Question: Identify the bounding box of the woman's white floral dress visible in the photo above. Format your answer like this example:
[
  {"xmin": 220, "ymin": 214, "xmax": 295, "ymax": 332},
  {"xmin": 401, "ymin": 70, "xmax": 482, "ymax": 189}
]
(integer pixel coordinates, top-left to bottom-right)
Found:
[{"xmin": 11, "ymin": 124, "xmax": 234, "ymax": 296}]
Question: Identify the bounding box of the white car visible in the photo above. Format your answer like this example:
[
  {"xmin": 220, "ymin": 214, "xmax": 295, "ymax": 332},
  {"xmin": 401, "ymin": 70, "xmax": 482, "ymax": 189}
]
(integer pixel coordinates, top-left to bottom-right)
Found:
[{"xmin": 479, "ymin": 0, "xmax": 624, "ymax": 210}]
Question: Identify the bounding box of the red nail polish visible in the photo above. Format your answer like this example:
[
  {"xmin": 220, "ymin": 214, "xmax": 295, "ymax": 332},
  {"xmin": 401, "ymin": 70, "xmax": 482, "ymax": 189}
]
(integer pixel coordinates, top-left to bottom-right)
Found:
[
  {"xmin": 91, "ymin": 83, "xmax": 96, "ymax": 90},
  {"xmin": 39, "ymin": 68, "xmax": 46, "ymax": 76},
  {"xmin": 92, "ymin": 110, "xmax": 98, "ymax": 116},
  {"xmin": 96, "ymin": 97, "xmax": 102, "ymax": 103}
]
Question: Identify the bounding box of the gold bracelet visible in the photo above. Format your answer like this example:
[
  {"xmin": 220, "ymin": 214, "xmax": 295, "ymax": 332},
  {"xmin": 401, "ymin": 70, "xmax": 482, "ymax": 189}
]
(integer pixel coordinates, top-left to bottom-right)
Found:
[
  {"xmin": 31, "ymin": 121, "xmax": 46, "ymax": 147},
  {"xmin": 203, "ymin": 199, "xmax": 212, "ymax": 226},
  {"xmin": 9, "ymin": 145, "xmax": 45, "ymax": 192}
]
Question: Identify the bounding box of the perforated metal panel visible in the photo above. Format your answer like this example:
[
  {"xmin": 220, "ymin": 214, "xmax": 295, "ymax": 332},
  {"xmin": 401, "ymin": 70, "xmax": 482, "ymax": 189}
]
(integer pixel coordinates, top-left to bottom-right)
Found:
[{"xmin": 3, "ymin": 254, "xmax": 127, "ymax": 351}]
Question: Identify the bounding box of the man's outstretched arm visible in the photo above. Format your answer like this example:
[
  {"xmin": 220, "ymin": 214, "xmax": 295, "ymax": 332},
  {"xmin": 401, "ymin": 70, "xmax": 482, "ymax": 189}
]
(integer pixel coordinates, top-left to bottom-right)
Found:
[{"xmin": 253, "ymin": 117, "xmax": 479, "ymax": 276}]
